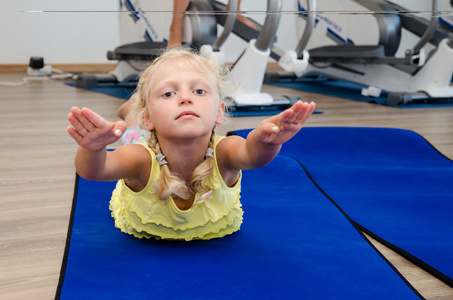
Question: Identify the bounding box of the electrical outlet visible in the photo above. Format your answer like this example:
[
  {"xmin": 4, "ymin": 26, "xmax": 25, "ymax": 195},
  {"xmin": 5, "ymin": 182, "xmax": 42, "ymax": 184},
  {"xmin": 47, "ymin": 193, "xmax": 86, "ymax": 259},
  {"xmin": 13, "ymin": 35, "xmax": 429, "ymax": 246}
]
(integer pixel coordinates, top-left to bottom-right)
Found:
[{"xmin": 27, "ymin": 65, "xmax": 52, "ymax": 76}]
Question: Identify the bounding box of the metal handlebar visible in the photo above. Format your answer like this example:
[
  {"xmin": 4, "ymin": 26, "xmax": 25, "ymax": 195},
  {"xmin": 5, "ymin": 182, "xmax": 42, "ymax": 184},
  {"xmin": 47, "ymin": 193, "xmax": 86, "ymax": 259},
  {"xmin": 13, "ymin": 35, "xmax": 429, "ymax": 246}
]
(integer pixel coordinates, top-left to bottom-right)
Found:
[
  {"xmin": 212, "ymin": 0, "xmax": 238, "ymax": 51},
  {"xmin": 295, "ymin": 0, "xmax": 316, "ymax": 59},
  {"xmin": 412, "ymin": 0, "xmax": 439, "ymax": 55},
  {"xmin": 255, "ymin": 0, "xmax": 282, "ymax": 51}
]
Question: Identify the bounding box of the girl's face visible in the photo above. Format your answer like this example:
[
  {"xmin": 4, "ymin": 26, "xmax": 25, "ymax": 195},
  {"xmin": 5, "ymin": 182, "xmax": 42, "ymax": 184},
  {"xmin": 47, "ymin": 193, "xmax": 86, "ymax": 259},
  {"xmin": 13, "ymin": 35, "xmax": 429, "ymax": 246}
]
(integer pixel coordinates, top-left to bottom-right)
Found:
[{"xmin": 143, "ymin": 59, "xmax": 224, "ymax": 141}]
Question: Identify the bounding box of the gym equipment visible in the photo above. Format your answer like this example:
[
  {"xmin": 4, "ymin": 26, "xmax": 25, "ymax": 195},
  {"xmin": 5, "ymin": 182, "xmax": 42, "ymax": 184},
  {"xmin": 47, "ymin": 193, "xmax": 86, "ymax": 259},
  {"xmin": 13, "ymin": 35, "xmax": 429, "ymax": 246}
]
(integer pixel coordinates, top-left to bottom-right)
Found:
[
  {"xmin": 75, "ymin": 0, "xmax": 299, "ymax": 111},
  {"xmin": 274, "ymin": 0, "xmax": 453, "ymax": 105},
  {"xmin": 265, "ymin": 76, "xmax": 453, "ymax": 108},
  {"xmin": 75, "ymin": 0, "xmax": 236, "ymax": 88}
]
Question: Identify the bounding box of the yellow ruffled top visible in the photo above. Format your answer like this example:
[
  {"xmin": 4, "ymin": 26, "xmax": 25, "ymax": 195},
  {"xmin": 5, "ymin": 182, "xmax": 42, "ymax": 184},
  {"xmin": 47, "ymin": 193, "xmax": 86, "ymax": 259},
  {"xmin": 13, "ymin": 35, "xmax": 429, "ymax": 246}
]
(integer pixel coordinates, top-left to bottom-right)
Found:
[{"xmin": 109, "ymin": 135, "xmax": 243, "ymax": 241}]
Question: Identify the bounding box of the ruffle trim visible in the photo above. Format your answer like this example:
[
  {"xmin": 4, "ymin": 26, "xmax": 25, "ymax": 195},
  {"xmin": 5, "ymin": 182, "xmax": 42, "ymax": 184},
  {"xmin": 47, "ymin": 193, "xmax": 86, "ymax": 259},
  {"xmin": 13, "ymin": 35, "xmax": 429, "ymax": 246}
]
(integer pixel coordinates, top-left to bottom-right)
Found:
[
  {"xmin": 117, "ymin": 216, "xmax": 242, "ymax": 241},
  {"xmin": 110, "ymin": 196, "xmax": 243, "ymax": 241},
  {"xmin": 111, "ymin": 180, "xmax": 242, "ymax": 231}
]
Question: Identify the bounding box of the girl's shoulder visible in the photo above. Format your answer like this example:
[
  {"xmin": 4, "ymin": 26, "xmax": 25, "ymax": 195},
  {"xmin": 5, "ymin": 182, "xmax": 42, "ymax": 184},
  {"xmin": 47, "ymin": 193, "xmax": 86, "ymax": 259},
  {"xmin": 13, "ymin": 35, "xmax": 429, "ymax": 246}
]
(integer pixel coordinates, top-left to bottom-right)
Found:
[
  {"xmin": 112, "ymin": 142, "xmax": 153, "ymax": 171},
  {"xmin": 214, "ymin": 134, "xmax": 244, "ymax": 187},
  {"xmin": 115, "ymin": 141, "xmax": 152, "ymax": 156},
  {"xmin": 116, "ymin": 142, "xmax": 153, "ymax": 191},
  {"xmin": 215, "ymin": 134, "xmax": 245, "ymax": 152}
]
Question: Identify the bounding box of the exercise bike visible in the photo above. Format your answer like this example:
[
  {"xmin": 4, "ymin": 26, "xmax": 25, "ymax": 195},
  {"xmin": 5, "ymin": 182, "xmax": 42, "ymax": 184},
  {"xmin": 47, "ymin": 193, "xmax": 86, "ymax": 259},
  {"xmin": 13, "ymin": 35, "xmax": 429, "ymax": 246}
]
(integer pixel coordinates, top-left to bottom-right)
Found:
[
  {"xmin": 275, "ymin": 0, "xmax": 453, "ymax": 105},
  {"xmin": 76, "ymin": 0, "xmax": 299, "ymax": 112}
]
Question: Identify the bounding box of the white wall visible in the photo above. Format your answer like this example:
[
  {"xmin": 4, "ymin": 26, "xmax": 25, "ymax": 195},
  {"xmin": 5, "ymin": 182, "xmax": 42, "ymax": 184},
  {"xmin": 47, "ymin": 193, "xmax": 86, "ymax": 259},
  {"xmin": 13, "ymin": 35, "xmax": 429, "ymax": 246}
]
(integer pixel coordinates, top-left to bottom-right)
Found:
[
  {"xmin": 0, "ymin": 0, "xmax": 440, "ymax": 65},
  {"xmin": 1, "ymin": 0, "xmax": 120, "ymax": 64}
]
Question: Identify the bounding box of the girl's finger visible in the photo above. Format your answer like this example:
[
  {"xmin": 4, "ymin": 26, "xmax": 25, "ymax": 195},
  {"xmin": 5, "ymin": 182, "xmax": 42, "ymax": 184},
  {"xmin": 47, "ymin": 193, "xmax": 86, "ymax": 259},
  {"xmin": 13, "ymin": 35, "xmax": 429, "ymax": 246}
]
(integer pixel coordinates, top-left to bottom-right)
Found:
[
  {"xmin": 70, "ymin": 107, "xmax": 97, "ymax": 132},
  {"xmin": 68, "ymin": 112, "xmax": 89, "ymax": 136},
  {"xmin": 293, "ymin": 102, "xmax": 312, "ymax": 124},
  {"xmin": 67, "ymin": 126, "xmax": 83, "ymax": 143},
  {"xmin": 81, "ymin": 107, "xmax": 110, "ymax": 129},
  {"xmin": 114, "ymin": 120, "xmax": 128, "ymax": 137},
  {"xmin": 275, "ymin": 107, "xmax": 294, "ymax": 127},
  {"xmin": 284, "ymin": 101, "xmax": 305, "ymax": 124},
  {"xmin": 301, "ymin": 102, "xmax": 316, "ymax": 124}
]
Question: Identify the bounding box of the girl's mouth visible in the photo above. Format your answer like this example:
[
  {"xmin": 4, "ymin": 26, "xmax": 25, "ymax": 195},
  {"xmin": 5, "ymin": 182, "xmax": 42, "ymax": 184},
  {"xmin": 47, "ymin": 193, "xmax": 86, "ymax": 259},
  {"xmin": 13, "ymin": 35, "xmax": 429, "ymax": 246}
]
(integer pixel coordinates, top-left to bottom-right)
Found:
[{"xmin": 176, "ymin": 111, "xmax": 199, "ymax": 120}]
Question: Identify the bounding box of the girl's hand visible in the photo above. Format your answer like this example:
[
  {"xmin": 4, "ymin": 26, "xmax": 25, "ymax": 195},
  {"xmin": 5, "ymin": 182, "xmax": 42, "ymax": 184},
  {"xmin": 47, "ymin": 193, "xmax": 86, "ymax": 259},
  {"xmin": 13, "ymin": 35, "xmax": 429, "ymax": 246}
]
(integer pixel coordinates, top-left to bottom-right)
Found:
[
  {"xmin": 67, "ymin": 107, "xmax": 127, "ymax": 151},
  {"xmin": 255, "ymin": 101, "xmax": 316, "ymax": 145}
]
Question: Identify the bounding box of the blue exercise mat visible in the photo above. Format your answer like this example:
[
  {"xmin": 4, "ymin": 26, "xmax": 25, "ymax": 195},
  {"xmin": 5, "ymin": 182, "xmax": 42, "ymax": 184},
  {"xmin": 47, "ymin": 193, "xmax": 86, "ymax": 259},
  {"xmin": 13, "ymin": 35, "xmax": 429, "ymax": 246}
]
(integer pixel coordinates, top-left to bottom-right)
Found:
[
  {"xmin": 238, "ymin": 127, "xmax": 453, "ymax": 287},
  {"xmin": 56, "ymin": 155, "xmax": 421, "ymax": 299},
  {"xmin": 268, "ymin": 79, "xmax": 453, "ymax": 108},
  {"xmin": 65, "ymin": 81, "xmax": 137, "ymax": 101}
]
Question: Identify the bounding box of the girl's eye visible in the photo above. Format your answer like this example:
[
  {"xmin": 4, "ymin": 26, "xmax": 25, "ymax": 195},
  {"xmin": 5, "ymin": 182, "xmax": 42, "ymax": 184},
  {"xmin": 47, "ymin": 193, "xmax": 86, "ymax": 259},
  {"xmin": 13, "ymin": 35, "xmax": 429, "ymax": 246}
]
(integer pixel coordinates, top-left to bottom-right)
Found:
[
  {"xmin": 193, "ymin": 89, "xmax": 206, "ymax": 95},
  {"xmin": 163, "ymin": 91, "xmax": 175, "ymax": 98}
]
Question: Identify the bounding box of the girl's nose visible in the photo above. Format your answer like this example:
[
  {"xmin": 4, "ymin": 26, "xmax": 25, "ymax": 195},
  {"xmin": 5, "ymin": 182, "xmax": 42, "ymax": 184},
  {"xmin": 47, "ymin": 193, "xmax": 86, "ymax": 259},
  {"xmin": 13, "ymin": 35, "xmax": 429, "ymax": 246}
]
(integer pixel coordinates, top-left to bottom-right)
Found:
[{"xmin": 179, "ymin": 90, "xmax": 193, "ymax": 105}]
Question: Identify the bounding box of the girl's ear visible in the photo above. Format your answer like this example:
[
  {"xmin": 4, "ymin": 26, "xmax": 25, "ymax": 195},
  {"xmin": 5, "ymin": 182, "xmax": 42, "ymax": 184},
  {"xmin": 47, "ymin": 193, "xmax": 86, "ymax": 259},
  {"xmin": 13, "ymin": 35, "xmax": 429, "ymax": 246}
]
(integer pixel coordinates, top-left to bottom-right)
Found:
[
  {"xmin": 142, "ymin": 111, "xmax": 154, "ymax": 130},
  {"xmin": 215, "ymin": 102, "xmax": 225, "ymax": 124}
]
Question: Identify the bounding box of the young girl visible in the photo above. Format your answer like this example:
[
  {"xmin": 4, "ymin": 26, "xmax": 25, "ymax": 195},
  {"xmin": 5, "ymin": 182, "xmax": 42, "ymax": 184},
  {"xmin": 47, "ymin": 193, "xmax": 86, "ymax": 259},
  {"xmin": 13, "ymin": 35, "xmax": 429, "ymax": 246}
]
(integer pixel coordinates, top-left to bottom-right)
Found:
[{"xmin": 67, "ymin": 49, "xmax": 316, "ymax": 241}]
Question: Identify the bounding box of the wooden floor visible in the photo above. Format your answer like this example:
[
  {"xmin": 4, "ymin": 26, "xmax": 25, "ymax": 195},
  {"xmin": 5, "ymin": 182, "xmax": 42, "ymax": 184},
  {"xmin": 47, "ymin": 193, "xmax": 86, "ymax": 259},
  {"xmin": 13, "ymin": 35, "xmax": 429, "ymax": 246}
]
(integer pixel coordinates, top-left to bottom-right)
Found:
[{"xmin": 1, "ymin": 72, "xmax": 453, "ymax": 300}]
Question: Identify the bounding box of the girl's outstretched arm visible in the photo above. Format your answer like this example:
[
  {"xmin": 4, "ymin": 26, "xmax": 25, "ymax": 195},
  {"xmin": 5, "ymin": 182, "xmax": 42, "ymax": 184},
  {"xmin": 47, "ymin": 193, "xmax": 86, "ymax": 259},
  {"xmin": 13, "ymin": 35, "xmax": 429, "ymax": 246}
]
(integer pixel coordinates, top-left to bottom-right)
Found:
[
  {"xmin": 68, "ymin": 107, "xmax": 127, "ymax": 151},
  {"xmin": 254, "ymin": 100, "xmax": 316, "ymax": 146},
  {"xmin": 67, "ymin": 107, "xmax": 140, "ymax": 181},
  {"xmin": 218, "ymin": 101, "xmax": 316, "ymax": 175}
]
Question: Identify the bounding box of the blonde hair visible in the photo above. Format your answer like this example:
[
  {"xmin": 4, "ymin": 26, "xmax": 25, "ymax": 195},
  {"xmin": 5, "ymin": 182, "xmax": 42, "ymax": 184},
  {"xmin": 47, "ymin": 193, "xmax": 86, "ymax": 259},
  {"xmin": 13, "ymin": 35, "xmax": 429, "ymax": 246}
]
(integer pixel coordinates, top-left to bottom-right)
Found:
[{"xmin": 131, "ymin": 48, "xmax": 230, "ymax": 202}]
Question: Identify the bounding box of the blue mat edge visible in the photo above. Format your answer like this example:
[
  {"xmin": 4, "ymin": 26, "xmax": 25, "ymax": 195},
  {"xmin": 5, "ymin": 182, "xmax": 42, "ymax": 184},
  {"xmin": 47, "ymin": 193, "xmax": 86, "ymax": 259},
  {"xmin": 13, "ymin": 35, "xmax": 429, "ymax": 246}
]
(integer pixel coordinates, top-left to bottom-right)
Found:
[
  {"xmin": 295, "ymin": 156, "xmax": 453, "ymax": 289},
  {"xmin": 291, "ymin": 159, "xmax": 426, "ymax": 295},
  {"xmin": 55, "ymin": 173, "xmax": 79, "ymax": 300}
]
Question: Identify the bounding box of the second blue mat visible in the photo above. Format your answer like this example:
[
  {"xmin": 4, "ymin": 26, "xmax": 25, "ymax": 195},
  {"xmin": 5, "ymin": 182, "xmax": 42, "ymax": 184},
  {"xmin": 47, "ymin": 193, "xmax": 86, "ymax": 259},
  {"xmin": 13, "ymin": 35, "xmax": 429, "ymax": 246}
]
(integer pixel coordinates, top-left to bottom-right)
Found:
[{"xmin": 239, "ymin": 127, "xmax": 453, "ymax": 287}]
